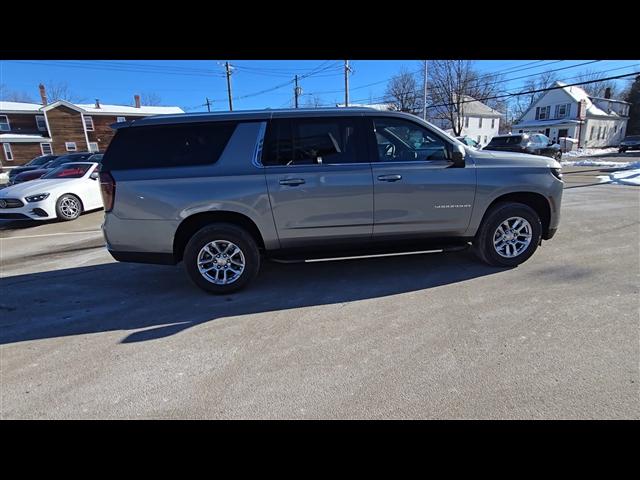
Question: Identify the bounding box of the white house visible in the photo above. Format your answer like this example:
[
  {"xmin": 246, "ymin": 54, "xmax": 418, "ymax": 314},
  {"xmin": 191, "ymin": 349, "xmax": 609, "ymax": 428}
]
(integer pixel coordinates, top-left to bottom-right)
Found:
[
  {"xmin": 512, "ymin": 81, "xmax": 630, "ymax": 148},
  {"xmin": 429, "ymin": 95, "xmax": 502, "ymax": 147}
]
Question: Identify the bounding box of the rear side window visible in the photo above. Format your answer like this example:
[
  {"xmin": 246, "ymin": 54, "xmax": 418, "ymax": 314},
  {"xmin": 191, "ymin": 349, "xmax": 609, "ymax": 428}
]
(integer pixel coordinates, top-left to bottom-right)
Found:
[
  {"xmin": 262, "ymin": 117, "xmax": 362, "ymax": 166},
  {"xmin": 102, "ymin": 122, "xmax": 236, "ymax": 170},
  {"xmin": 488, "ymin": 136, "xmax": 523, "ymax": 146}
]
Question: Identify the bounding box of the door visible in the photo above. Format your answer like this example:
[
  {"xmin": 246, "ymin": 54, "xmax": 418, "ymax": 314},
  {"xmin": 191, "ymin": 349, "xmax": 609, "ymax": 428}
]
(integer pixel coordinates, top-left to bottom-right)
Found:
[
  {"xmin": 366, "ymin": 116, "xmax": 476, "ymax": 238},
  {"xmin": 263, "ymin": 116, "xmax": 374, "ymax": 248}
]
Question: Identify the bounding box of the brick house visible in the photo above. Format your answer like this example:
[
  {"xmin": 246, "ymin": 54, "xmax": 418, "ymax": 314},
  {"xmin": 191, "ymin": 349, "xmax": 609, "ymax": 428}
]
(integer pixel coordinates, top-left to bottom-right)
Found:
[{"xmin": 1, "ymin": 84, "xmax": 183, "ymax": 166}]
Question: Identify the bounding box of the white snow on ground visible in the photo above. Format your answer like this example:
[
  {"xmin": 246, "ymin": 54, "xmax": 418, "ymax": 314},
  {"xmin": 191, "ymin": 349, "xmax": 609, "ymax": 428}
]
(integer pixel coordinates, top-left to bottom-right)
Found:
[
  {"xmin": 563, "ymin": 147, "xmax": 619, "ymax": 158},
  {"xmin": 598, "ymin": 168, "xmax": 640, "ymax": 186},
  {"xmin": 562, "ymin": 159, "xmax": 640, "ymax": 168},
  {"xmin": 0, "ymin": 172, "xmax": 8, "ymax": 186}
]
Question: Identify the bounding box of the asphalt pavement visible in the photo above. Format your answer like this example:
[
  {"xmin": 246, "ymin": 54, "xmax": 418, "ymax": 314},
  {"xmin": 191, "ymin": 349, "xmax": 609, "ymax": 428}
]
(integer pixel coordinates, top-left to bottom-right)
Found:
[{"xmin": 0, "ymin": 161, "xmax": 638, "ymax": 419}]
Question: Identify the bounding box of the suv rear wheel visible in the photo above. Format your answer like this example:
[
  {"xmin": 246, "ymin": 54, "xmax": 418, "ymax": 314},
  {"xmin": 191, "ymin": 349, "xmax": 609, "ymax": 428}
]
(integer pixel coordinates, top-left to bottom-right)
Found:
[
  {"xmin": 184, "ymin": 223, "xmax": 261, "ymax": 294},
  {"xmin": 473, "ymin": 202, "xmax": 542, "ymax": 267}
]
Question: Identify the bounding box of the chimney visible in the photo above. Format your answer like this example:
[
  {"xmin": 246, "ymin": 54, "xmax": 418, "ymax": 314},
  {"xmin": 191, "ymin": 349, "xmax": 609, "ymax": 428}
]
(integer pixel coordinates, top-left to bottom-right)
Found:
[
  {"xmin": 134, "ymin": 94, "xmax": 141, "ymax": 108},
  {"xmin": 38, "ymin": 83, "xmax": 48, "ymax": 106},
  {"xmin": 95, "ymin": 98, "xmax": 101, "ymax": 109},
  {"xmin": 604, "ymin": 87, "xmax": 612, "ymax": 99}
]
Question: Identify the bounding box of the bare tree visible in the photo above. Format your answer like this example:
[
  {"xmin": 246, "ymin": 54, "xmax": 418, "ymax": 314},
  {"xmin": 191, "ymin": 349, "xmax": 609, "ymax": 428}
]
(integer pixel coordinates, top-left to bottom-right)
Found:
[
  {"xmin": 303, "ymin": 94, "xmax": 323, "ymax": 108},
  {"xmin": 510, "ymin": 70, "xmax": 559, "ymax": 121},
  {"xmin": 44, "ymin": 81, "xmax": 86, "ymax": 103},
  {"xmin": 0, "ymin": 84, "xmax": 35, "ymax": 103},
  {"xmin": 426, "ymin": 60, "xmax": 504, "ymax": 136},
  {"xmin": 574, "ymin": 69, "xmax": 617, "ymax": 98},
  {"xmin": 385, "ymin": 68, "xmax": 422, "ymax": 115},
  {"xmin": 140, "ymin": 92, "xmax": 162, "ymax": 106}
]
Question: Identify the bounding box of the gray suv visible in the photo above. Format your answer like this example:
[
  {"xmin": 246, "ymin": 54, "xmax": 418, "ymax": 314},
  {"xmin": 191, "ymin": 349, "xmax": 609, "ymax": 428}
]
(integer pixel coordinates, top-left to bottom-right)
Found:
[{"xmin": 100, "ymin": 108, "xmax": 563, "ymax": 293}]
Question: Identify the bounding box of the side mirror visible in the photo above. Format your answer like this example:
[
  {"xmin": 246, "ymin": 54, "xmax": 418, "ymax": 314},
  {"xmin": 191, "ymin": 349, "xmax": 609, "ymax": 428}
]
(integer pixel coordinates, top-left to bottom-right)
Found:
[
  {"xmin": 451, "ymin": 144, "xmax": 466, "ymax": 167},
  {"xmin": 90, "ymin": 171, "xmax": 99, "ymax": 180}
]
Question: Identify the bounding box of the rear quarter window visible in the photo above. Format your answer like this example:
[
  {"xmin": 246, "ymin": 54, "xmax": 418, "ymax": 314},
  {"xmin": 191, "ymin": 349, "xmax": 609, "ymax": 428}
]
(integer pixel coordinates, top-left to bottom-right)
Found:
[{"xmin": 102, "ymin": 122, "xmax": 236, "ymax": 170}]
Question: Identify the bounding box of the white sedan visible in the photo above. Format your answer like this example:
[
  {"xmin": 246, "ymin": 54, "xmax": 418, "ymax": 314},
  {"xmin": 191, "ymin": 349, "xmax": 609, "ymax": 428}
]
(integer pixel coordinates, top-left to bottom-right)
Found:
[{"xmin": 0, "ymin": 162, "xmax": 103, "ymax": 221}]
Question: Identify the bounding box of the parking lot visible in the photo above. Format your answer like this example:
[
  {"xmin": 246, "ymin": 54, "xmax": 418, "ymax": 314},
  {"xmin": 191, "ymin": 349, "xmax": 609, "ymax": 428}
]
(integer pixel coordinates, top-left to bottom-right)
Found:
[{"xmin": 1, "ymin": 163, "xmax": 639, "ymax": 419}]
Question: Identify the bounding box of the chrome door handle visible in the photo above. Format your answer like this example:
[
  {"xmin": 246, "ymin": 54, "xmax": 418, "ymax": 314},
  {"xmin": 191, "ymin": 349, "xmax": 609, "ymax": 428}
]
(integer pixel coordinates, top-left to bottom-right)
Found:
[
  {"xmin": 377, "ymin": 174, "xmax": 402, "ymax": 182},
  {"xmin": 279, "ymin": 178, "xmax": 306, "ymax": 186}
]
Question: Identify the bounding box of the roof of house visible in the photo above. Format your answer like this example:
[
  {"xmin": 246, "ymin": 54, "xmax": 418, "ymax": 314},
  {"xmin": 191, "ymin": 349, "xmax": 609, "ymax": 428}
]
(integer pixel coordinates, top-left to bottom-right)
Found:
[
  {"xmin": 457, "ymin": 95, "xmax": 502, "ymax": 117},
  {"xmin": 1, "ymin": 100, "xmax": 184, "ymax": 116},
  {"xmin": 336, "ymin": 103, "xmax": 394, "ymax": 111}
]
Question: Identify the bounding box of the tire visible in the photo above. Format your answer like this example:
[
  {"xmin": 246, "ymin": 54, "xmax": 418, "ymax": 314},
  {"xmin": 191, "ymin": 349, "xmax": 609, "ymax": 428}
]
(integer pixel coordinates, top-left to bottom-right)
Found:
[
  {"xmin": 55, "ymin": 194, "xmax": 82, "ymax": 221},
  {"xmin": 472, "ymin": 202, "xmax": 542, "ymax": 267},
  {"xmin": 183, "ymin": 223, "xmax": 261, "ymax": 294}
]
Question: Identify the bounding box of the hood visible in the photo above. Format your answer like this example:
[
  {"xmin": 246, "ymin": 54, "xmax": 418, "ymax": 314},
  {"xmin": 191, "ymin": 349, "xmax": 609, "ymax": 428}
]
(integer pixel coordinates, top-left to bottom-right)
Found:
[
  {"xmin": 0, "ymin": 178, "xmax": 80, "ymax": 198},
  {"xmin": 469, "ymin": 148, "xmax": 561, "ymax": 169}
]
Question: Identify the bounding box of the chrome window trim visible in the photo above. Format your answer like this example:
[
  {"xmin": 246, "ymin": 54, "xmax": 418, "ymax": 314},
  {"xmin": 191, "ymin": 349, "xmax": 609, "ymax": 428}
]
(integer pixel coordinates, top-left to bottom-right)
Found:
[{"xmin": 252, "ymin": 121, "xmax": 268, "ymax": 168}]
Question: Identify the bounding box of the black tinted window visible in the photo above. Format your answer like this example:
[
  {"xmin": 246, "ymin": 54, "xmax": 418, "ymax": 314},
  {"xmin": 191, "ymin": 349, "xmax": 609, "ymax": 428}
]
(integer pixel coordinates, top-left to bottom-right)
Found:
[
  {"xmin": 102, "ymin": 122, "xmax": 236, "ymax": 170},
  {"xmin": 488, "ymin": 136, "xmax": 523, "ymax": 146},
  {"xmin": 262, "ymin": 117, "xmax": 361, "ymax": 166}
]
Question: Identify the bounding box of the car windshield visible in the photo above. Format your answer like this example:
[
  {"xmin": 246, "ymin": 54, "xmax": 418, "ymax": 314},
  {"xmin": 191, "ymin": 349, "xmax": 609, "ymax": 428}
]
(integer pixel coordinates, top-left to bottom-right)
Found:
[
  {"xmin": 27, "ymin": 155, "xmax": 55, "ymax": 166},
  {"xmin": 41, "ymin": 163, "xmax": 92, "ymax": 179},
  {"xmin": 47, "ymin": 154, "xmax": 90, "ymax": 168},
  {"xmin": 488, "ymin": 136, "xmax": 523, "ymax": 146}
]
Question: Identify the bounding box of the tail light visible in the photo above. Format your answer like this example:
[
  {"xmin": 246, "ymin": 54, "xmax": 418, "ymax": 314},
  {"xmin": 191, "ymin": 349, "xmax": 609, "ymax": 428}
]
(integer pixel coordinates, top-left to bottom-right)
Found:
[{"xmin": 99, "ymin": 171, "xmax": 116, "ymax": 212}]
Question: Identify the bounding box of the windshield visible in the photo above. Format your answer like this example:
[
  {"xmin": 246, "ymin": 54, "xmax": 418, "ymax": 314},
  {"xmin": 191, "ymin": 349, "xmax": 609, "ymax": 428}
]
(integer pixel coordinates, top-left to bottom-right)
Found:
[
  {"xmin": 41, "ymin": 163, "xmax": 92, "ymax": 179},
  {"xmin": 46, "ymin": 154, "xmax": 90, "ymax": 168},
  {"xmin": 27, "ymin": 155, "xmax": 55, "ymax": 166}
]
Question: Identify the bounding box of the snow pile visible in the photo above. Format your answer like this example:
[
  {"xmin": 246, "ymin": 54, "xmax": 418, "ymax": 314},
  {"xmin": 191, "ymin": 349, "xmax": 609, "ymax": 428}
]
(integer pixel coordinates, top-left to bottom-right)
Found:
[
  {"xmin": 563, "ymin": 147, "xmax": 619, "ymax": 158},
  {"xmin": 604, "ymin": 168, "xmax": 640, "ymax": 186},
  {"xmin": 0, "ymin": 172, "xmax": 8, "ymax": 185},
  {"xmin": 562, "ymin": 159, "xmax": 640, "ymax": 168}
]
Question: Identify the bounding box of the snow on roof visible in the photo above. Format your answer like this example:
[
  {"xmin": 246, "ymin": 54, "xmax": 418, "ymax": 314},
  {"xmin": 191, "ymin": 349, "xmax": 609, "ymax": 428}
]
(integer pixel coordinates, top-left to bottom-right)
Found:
[
  {"xmin": 1, "ymin": 100, "xmax": 184, "ymax": 116},
  {"xmin": 75, "ymin": 103, "xmax": 184, "ymax": 115},
  {"xmin": 0, "ymin": 133, "xmax": 52, "ymax": 142},
  {"xmin": 0, "ymin": 101, "xmax": 43, "ymax": 112},
  {"xmin": 555, "ymin": 81, "xmax": 610, "ymax": 117},
  {"xmin": 336, "ymin": 103, "xmax": 394, "ymax": 111},
  {"xmin": 458, "ymin": 95, "xmax": 502, "ymax": 117}
]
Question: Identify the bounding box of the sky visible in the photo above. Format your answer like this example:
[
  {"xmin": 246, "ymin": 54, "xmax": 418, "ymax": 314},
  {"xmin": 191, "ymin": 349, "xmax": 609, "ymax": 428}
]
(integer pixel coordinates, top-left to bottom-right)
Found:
[{"xmin": 1, "ymin": 59, "xmax": 638, "ymax": 112}]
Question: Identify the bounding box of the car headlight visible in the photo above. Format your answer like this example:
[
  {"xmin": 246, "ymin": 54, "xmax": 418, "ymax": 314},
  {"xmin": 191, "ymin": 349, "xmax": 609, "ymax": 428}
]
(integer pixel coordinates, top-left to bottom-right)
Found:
[
  {"xmin": 550, "ymin": 168, "xmax": 563, "ymax": 180},
  {"xmin": 25, "ymin": 193, "xmax": 50, "ymax": 203}
]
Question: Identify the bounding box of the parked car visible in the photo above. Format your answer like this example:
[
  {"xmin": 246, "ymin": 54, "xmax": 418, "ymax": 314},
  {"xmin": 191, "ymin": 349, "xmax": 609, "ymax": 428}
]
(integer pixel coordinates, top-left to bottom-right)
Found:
[
  {"xmin": 456, "ymin": 136, "xmax": 481, "ymax": 149},
  {"xmin": 7, "ymin": 154, "xmax": 59, "ymax": 181},
  {"xmin": 618, "ymin": 135, "xmax": 640, "ymax": 153},
  {"xmin": 0, "ymin": 162, "xmax": 103, "ymax": 221},
  {"xmin": 483, "ymin": 133, "xmax": 562, "ymax": 161},
  {"xmin": 8, "ymin": 152, "xmax": 97, "ymax": 185},
  {"xmin": 99, "ymin": 108, "xmax": 564, "ymax": 294}
]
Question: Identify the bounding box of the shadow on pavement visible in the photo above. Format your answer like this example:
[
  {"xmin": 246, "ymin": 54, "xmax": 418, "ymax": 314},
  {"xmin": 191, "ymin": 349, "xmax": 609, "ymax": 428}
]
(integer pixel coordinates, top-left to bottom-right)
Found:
[{"xmin": 0, "ymin": 250, "xmax": 509, "ymax": 345}]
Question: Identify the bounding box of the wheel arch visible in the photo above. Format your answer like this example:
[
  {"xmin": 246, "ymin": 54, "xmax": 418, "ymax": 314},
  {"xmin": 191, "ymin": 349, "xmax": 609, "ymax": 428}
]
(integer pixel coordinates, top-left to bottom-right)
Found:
[
  {"xmin": 173, "ymin": 210, "xmax": 266, "ymax": 262},
  {"xmin": 478, "ymin": 192, "xmax": 552, "ymax": 239}
]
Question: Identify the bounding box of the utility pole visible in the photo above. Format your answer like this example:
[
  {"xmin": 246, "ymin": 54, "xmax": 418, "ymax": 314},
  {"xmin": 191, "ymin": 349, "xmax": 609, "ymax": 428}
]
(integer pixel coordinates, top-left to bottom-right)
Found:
[
  {"xmin": 422, "ymin": 60, "xmax": 428, "ymax": 120},
  {"xmin": 225, "ymin": 61, "xmax": 233, "ymax": 111},
  {"xmin": 294, "ymin": 75, "xmax": 301, "ymax": 109},
  {"xmin": 344, "ymin": 60, "xmax": 350, "ymax": 107},
  {"xmin": 205, "ymin": 97, "xmax": 211, "ymax": 112}
]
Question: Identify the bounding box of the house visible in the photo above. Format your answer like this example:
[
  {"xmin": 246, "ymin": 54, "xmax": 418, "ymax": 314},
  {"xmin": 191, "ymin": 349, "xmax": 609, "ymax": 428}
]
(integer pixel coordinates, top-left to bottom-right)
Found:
[
  {"xmin": 1, "ymin": 84, "xmax": 184, "ymax": 166},
  {"xmin": 512, "ymin": 81, "xmax": 630, "ymax": 148},
  {"xmin": 428, "ymin": 95, "xmax": 502, "ymax": 147}
]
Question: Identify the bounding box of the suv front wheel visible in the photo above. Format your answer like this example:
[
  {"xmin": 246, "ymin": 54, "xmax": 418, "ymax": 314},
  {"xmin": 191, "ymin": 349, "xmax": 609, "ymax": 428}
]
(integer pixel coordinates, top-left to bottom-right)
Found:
[
  {"xmin": 184, "ymin": 223, "xmax": 261, "ymax": 294},
  {"xmin": 473, "ymin": 202, "xmax": 542, "ymax": 267}
]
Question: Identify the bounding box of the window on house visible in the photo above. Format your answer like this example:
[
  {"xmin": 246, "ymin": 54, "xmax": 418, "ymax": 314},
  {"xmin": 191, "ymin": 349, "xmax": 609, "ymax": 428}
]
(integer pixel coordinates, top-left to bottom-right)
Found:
[
  {"xmin": 555, "ymin": 103, "xmax": 570, "ymax": 119},
  {"xmin": 3, "ymin": 143, "xmax": 13, "ymax": 161},
  {"xmin": 535, "ymin": 106, "xmax": 550, "ymax": 120},
  {"xmin": 614, "ymin": 125, "xmax": 618, "ymax": 133},
  {"xmin": 478, "ymin": 117, "xmax": 483, "ymax": 128},
  {"xmin": 484, "ymin": 135, "xmax": 488, "ymax": 143},
  {"xmin": 597, "ymin": 126, "xmax": 602, "ymax": 140},
  {"xmin": 590, "ymin": 127, "xmax": 595, "ymax": 140},
  {"xmin": 65, "ymin": 142, "xmax": 77, "ymax": 151},
  {"xmin": 88, "ymin": 142, "xmax": 99, "ymax": 152},
  {"xmin": 491, "ymin": 118, "xmax": 495, "ymax": 129},
  {"xmin": 477, "ymin": 135, "xmax": 481, "ymax": 143},
  {"xmin": 83, "ymin": 116, "xmax": 95, "ymax": 131},
  {"xmin": 36, "ymin": 115, "xmax": 47, "ymax": 131},
  {"xmin": 0, "ymin": 115, "xmax": 10, "ymax": 131},
  {"xmin": 40, "ymin": 143, "xmax": 52, "ymax": 155},
  {"xmin": 464, "ymin": 117, "xmax": 469, "ymax": 128},
  {"xmin": 116, "ymin": 116, "xmax": 126, "ymax": 123}
]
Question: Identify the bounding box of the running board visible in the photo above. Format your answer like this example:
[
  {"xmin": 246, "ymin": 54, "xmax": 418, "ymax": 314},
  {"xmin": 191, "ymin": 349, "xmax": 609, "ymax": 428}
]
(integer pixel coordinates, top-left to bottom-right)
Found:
[{"xmin": 268, "ymin": 243, "xmax": 470, "ymax": 264}]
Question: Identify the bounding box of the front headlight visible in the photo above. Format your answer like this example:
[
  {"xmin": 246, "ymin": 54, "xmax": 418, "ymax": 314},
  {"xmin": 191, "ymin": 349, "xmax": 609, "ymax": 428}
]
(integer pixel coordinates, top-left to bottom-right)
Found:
[
  {"xmin": 550, "ymin": 168, "xmax": 563, "ymax": 181},
  {"xmin": 25, "ymin": 193, "xmax": 50, "ymax": 203}
]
